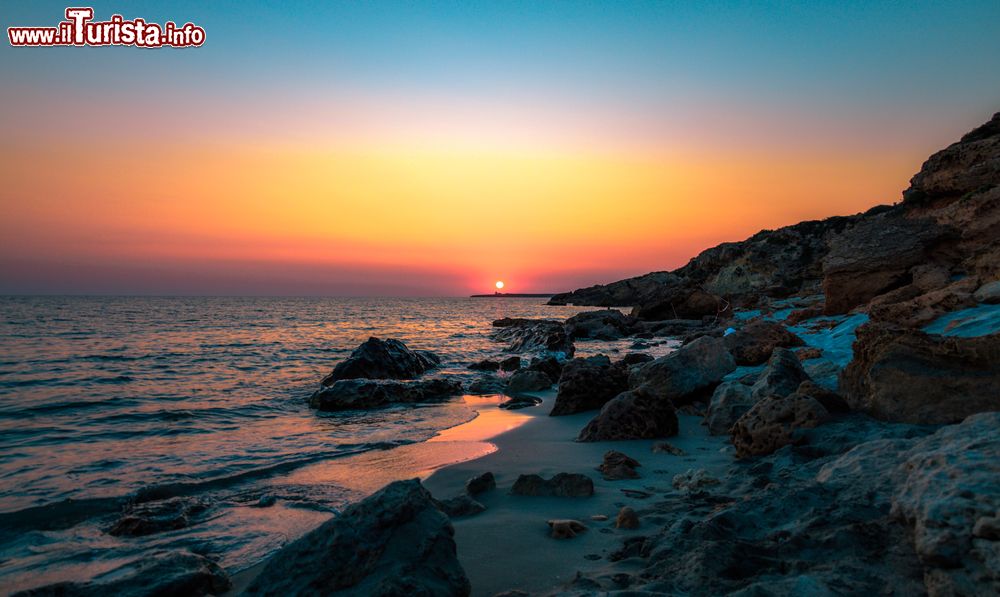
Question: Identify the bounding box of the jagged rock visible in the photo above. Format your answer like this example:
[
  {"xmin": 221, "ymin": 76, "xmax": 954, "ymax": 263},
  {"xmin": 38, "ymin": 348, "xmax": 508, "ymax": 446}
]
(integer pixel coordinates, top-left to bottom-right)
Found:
[
  {"xmin": 434, "ymin": 494, "xmax": 486, "ymax": 518},
  {"xmin": 671, "ymin": 469, "xmax": 720, "ymax": 492},
  {"xmin": 468, "ymin": 359, "xmax": 500, "ymax": 372},
  {"xmin": 796, "ymin": 347, "xmax": 823, "ymax": 361},
  {"xmin": 869, "ymin": 276, "xmax": 979, "ymax": 328},
  {"xmin": 108, "ymin": 497, "xmax": 208, "ymax": 537},
  {"xmin": 491, "ymin": 319, "xmax": 574, "ymax": 356},
  {"xmin": 465, "ymin": 472, "xmax": 496, "ymax": 496},
  {"xmin": 621, "ymin": 352, "xmax": 655, "ymax": 366},
  {"xmin": 499, "ymin": 356, "xmax": 521, "ymax": 372},
  {"xmin": 787, "ymin": 305, "xmax": 825, "ymax": 325},
  {"xmin": 598, "ymin": 451, "xmax": 641, "ymax": 480},
  {"xmin": 547, "ymin": 519, "xmax": 587, "ymax": 539},
  {"xmin": 15, "ymin": 551, "xmax": 231, "ymax": 597},
  {"xmin": 750, "ymin": 347, "xmax": 812, "ymax": 400},
  {"xmin": 309, "ymin": 378, "xmax": 462, "ymax": 411},
  {"xmin": 632, "ymin": 287, "xmax": 731, "ymax": 321},
  {"xmin": 498, "ymin": 394, "xmax": 542, "ymax": 410},
  {"xmin": 321, "ymin": 337, "xmax": 439, "ymax": 385},
  {"xmin": 794, "ymin": 380, "xmax": 850, "ymax": 414},
  {"xmin": 525, "ymin": 356, "xmax": 563, "ymax": 383},
  {"xmin": 731, "ymin": 389, "xmax": 830, "ymax": 458},
  {"xmin": 577, "ymin": 389, "xmax": 678, "ymax": 442},
  {"xmin": 564, "ymin": 309, "xmax": 632, "ymax": 340},
  {"xmin": 975, "ymin": 280, "xmax": 1000, "ymax": 304},
  {"xmin": 550, "ymin": 356, "xmax": 628, "ymax": 416},
  {"xmin": 510, "ymin": 473, "xmax": 594, "ymax": 497},
  {"xmin": 723, "ymin": 320, "xmax": 804, "ymax": 365},
  {"xmin": 615, "ymin": 507, "xmax": 640, "ymax": 529},
  {"xmin": 651, "ymin": 441, "xmax": 686, "ymax": 455},
  {"xmin": 705, "ymin": 381, "xmax": 755, "ymax": 436},
  {"xmin": 628, "ymin": 336, "xmax": 736, "ymax": 405},
  {"xmin": 244, "ymin": 479, "xmax": 470, "ymax": 596},
  {"xmin": 841, "ymin": 322, "xmax": 1000, "ymax": 424},
  {"xmin": 466, "ymin": 376, "xmax": 505, "ymax": 395},
  {"xmin": 505, "ymin": 370, "xmax": 552, "ymax": 393}
]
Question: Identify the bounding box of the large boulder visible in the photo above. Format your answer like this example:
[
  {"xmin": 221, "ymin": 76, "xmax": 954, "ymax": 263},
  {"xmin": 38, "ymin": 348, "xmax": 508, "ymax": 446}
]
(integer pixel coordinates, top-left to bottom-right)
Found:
[
  {"xmin": 628, "ymin": 336, "xmax": 736, "ymax": 405},
  {"xmin": 723, "ymin": 320, "xmax": 804, "ymax": 366},
  {"xmin": 550, "ymin": 356, "xmax": 628, "ymax": 416},
  {"xmin": 322, "ymin": 337, "xmax": 439, "ymax": 385},
  {"xmin": 730, "ymin": 386, "xmax": 831, "ymax": 458},
  {"xmin": 309, "ymin": 378, "xmax": 462, "ymax": 411},
  {"xmin": 749, "ymin": 347, "xmax": 812, "ymax": 400},
  {"xmin": 704, "ymin": 381, "xmax": 755, "ymax": 435},
  {"xmin": 14, "ymin": 551, "xmax": 231, "ymax": 597},
  {"xmin": 490, "ymin": 319, "xmax": 574, "ymax": 356},
  {"xmin": 505, "ymin": 370, "xmax": 553, "ymax": 393},
  {"xmin": 564, "ymin": 309, "xmax": 632, "ymax": 340},
  {"xmin": 577, "ymin": 389, "xmax": 679, "ymax": 441},
  {"xmin": 841, "ymin": 322, "xmax": 1000, "ymax": 424},
  {"xmin": 244, "ymin": 479, "xmax": 470, "ymax": 596}
]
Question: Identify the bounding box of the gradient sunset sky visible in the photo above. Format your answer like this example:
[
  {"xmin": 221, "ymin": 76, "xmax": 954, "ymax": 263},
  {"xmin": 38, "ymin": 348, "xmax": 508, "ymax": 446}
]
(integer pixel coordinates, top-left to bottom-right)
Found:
[{"xmin": 2, "ymin": 1, "xmax": 999, "ymax": 296}]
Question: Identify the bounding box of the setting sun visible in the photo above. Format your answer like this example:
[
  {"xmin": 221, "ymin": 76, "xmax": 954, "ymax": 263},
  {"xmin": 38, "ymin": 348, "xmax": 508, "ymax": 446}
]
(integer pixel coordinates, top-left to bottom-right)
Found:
[{"xmin": 495, "ymin": 281, "xmax": 505, "ymax": 290}]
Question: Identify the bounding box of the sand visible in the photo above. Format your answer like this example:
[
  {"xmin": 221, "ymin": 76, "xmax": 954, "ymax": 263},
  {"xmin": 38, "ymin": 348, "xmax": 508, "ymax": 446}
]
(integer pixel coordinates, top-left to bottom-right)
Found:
[{"xmin": 423, "ymin": 390, "xmax": 732, "ymax": 597}]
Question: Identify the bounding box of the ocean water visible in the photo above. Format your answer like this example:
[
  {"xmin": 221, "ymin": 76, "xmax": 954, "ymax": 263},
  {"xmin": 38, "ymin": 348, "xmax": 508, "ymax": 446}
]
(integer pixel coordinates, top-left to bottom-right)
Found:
[{"xmin": 0, "ymin": 296, "xmax": 664, "ymax": 591}]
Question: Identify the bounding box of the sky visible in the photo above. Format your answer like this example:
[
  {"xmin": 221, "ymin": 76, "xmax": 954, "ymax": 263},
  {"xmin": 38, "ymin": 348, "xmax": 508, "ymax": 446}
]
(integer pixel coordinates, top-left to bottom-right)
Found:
[{"xmin": 1, "ymin": 1, "xmax": 999, "ymax": 296}]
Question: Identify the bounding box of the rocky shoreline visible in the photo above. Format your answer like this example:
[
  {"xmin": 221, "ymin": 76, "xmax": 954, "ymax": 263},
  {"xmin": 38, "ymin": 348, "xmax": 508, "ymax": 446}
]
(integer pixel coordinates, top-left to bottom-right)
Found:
[{"xmin": 18, "ymin": 113, "xmax": 1000, "ymax": 596}]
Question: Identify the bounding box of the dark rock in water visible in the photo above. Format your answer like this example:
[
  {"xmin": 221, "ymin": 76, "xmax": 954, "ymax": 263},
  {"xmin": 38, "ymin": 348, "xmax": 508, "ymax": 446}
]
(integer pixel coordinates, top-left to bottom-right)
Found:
[
  {"xmin": 723, "ymin": 320, "xmax": 804, "ymax": 366},
  {"xmin": 841, "ymin": 322, "xmax": 1000, "ymax": 424},
  {"xmin": 321, "ymin": 337, "xmax": 439, "ymax": 385},
  {"xmin": 525, "ymin": 356, "xmax": 563, "ymax": 383},
  {"xmin": 628, "ymin": 336, "xmax": 736, "ymax": 406},
  {"xmin": 564, "ymin": 309, "xmax": 632, "ymax": 340},
  {"xmin": 577, "ymin": 389, "xmax": 678, "ymax": 442},
  {"xmin": 468, "ymin": 359, "xmax": 500, "ymax": 371},
  {"xmin": 505, "ymin": 370, "xmax": 552, "ymax": 393},
  {"xmin": 498, "ymin": 356, "xmax": 521, "ymax": 372},
  {"xmin": 498, "ymin": 394, "xmax": 542, "ymax": 410},
  {"xmin": 434, "ymin": 494, "xmax": 486, "ymax": 518},
  {"xmin": 510, "ymin": 473, "xmax": 594, "ymax": 497},
  {"xmin": 550, "ymin": 356, "xmax": 628, "ymax": 416},
  {"xmin": 598, "ymin": 450, "xmax": 641, "ymax": 480},
  {"xmin": 465, "ymin": 472, "xmax": 496, "ymax": 496},
  {"xmin": 490, "ymin": 319, "xmax": 574, "ymax": 357},
  {"xmin": 108, "ymin": 497, "xmax": 208, "ymax": 537},
  {"xmin": 621, "ymin": 352, "xmax": 654, "ymax": 366},
  {"xmin": 244, "ymin": 479, "xmax": 470, "ymax": 596},
  {"xmin": 309, "ymin": 378, "xmax": 462, "ymax": 411},
  {"xmin": 466, "ymin": 376, "xmax": 505, "ymax": 395},
  {"xmin": 705, "ymin": 381, "xmax": 755, "ymax": 436},
  {"xmin": 547, "ymin": 519, "xmax": 587, "ymax": 539},
  {"xmin": 750, "ymin": 347, "xmax": 811, "ymax": 401},
  {"xmin": 615, "ymin": 507, "xmax": 640, "ymax": 530},
  {"xmin": 730, "ymin": 388, "xmax": 831, "ymax": 458},
  {"xmin": 14, "ymin": 550, "xmax": 231, "ymax": 597}
]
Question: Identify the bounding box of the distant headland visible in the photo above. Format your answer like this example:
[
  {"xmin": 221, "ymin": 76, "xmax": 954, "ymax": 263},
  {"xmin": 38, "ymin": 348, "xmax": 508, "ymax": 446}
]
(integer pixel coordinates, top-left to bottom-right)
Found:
[{"xmin": 469, "ymin": 293, "xmax": 555, "ymax": 298}]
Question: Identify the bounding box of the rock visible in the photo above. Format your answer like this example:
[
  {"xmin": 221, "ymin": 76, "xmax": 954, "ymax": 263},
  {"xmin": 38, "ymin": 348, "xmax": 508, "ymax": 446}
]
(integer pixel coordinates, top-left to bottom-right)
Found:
[
  {"xmin": 750, "ymin": 347, "xmax": 812, "ymax": 400},
  {"xmin": 794, "ymin": 380, "xmax": 850, "ymax": 414},
  {"xmin": 564, "ymin": 309, "xmax": 632, "ymax": 340},
  {"xmin": 15, "ymin": 551, "xmax": 231, "ymax": 597},
  {"xmin": 468, "ymin": 359, "xmax": 500, "ymax": 371},
  {"xmin": 499, "ymin": 356, "xmax": 521, "ymax": 372},
  {"xmin": 671, "ymin": 469, "xmax": 720, "ymax": 492},
  {"xmin": 974, "ymin": 280, "xmax": 1000, "ymax": 304},
  {"xmin": 108, "ymin": 497, "xmax": 208, "ymax": 537},
  {"xmin": 628, "ymin": 336, "xmax": 736, "ymax": 405},
  {"xmin": 796, "ymin": 347, "xmax": 823, "ymax": 361},
  {"xmin": 465, "ymin": 472, "xmax": 496, "ymax": 496},
  {"xmin": 705, "ymin": 381, "xmax": 755, "ymax": 436},
  {"xmin": 577, "ymin": 389, "xmax": 679, "ymax": 442},
  {"xmin": 505, "ymin": 370, "xmax": 552, "ymax": 393},
  {"xmin": 257, "ymin": 494, "xmax": 277, "ymax": 508},
  {"xmin": 498, "ymin": 394, "xmax": 542, "ymax": 410},
  {"xmin": 868, "ymin": 277, "xmax": 979, "ymax": 328},
  {"xmin": 309, "ymin": 378, "xmax": 463, "ymax": 411},
  {"xmin": 550, "ymin": 356, "xmax": 628, "ymax": 416},
  {"xmin": 786, "ymin": 304, "xmax": 825, "ymax": 325},
  {"xmin": 466, "ymin": 376, "xmax": 505, "ymax": 395},
  {"xmin": 841, "ymin": 322, "xmax": 1000, "ymax": 424},
  {"xmin": 621, "ymin": 352, "xmax": 655, "ymax": 366},
  {"xmin": 730, "ymin": 390, "xmax": 830, "ymax": 458},
  {"xmin": 321, "ymin": 337, "xmax": 439, "ymax": 385},
  {"xmin": 244, "ymin": 479, "xmax": 470, "ymax": 596},
  {"xmin": 434, "ymin": 494, "xmax": 486, "ymax": 518},
  {"xmin": 525, "ymin": 356, "xmax": 563, "ymax": 383},
  {"xmin": 598, "ymin": 451, "xmax": 641, "ymax": 480},
  {"xmin": 491, "ymin": 319, "xmax": 574, "ymax": 356},
  {"xmin": 510, "ymin": 473, "xmax": 594, "ymax": 497},
  {"xmin": 615, "ymin": 507, "xmax": 640, "ymax": 529},
  {"xmin": 651, "ymin": 441, "xmax": 686, "ymax": 455},
  {"xmin": 723, "ymin": 320, "xmax": 804, "ymax": 365},
  {"xmin": 632, "ymin": 287, "xmax": 732, "ymax": 321},
  {"xmin": 547, "ymin": 519, "xmax": 587, "ymax": 539}
]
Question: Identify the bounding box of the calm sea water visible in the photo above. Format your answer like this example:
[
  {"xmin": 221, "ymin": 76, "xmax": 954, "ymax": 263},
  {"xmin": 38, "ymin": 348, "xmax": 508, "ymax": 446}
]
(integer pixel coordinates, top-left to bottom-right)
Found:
[{"xmin": 0, "ymin": 296, "xmax": 651, "ymax": 590}]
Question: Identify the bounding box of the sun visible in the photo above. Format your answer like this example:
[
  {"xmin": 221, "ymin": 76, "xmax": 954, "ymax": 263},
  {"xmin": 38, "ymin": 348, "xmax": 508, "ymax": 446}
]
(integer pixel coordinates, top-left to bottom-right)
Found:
[{"xmin": 495, "ymin": 280, "xmax": 505, "ymax": 290}]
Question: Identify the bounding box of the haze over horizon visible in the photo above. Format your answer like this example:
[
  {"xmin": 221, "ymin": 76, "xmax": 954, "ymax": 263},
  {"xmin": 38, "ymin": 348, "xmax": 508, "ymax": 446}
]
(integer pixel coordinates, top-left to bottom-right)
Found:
[{"xmin": 2, "ymin": 0, "xmax": 1000, "ymax": 296}]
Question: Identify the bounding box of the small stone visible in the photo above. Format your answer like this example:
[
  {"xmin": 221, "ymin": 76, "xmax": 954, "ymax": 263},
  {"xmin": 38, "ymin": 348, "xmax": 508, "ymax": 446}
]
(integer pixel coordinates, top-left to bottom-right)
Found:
[
  {"xmin": 590, "ymin": 514, "xmax": 609, "ymax": 521},
  {"xmin": 615, "ymin": 506, "xmax": 640, "ymax": 529},
  {"xmin": 499, "ymin": 356, "xmax": 522, "ymax": 372},
  {"xmin": 547, "ymin": 519, "xmax": 587, "ymax": 539},
  {"xmin": 257, "ymin": 494, "xmax": 277, "ymax": 508},
  {"xmin": 598, "ymin": 450, "xmax": 641, "ymax": 480},
  {"xmin": 672, "ymin": 469, "xmax": 720, "ymax": 492},
  {"xmin": 796, "ymin": 347, "xmax": 823, "ymax": 361},
  {"xmin": 465, "ymin": 472, "xmax": 496, "ymax": 496},
  {"xmin": 651, "ymin": 441, "xmax": 686, "ymax": 456}
]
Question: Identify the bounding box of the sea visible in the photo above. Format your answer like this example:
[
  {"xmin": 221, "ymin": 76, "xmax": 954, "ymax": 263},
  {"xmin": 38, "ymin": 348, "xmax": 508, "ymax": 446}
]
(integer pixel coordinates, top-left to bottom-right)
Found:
[{"xmin": 0, "ymin": 296, "xmax": 671, "ymax": 591}]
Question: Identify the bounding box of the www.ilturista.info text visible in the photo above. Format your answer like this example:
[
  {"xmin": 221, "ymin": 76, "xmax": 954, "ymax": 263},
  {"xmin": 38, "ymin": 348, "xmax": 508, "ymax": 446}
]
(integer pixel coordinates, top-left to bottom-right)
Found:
[{"xmin": 8, "ymin": 7, "xmax": 205, "ymax": 48}]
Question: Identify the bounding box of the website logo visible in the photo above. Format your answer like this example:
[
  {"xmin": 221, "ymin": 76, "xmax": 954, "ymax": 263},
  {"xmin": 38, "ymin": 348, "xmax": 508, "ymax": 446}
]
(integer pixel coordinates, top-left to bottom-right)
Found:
[{"xmin": 8, "ymin": 7, "xmax": 205, "ymax": 48}]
